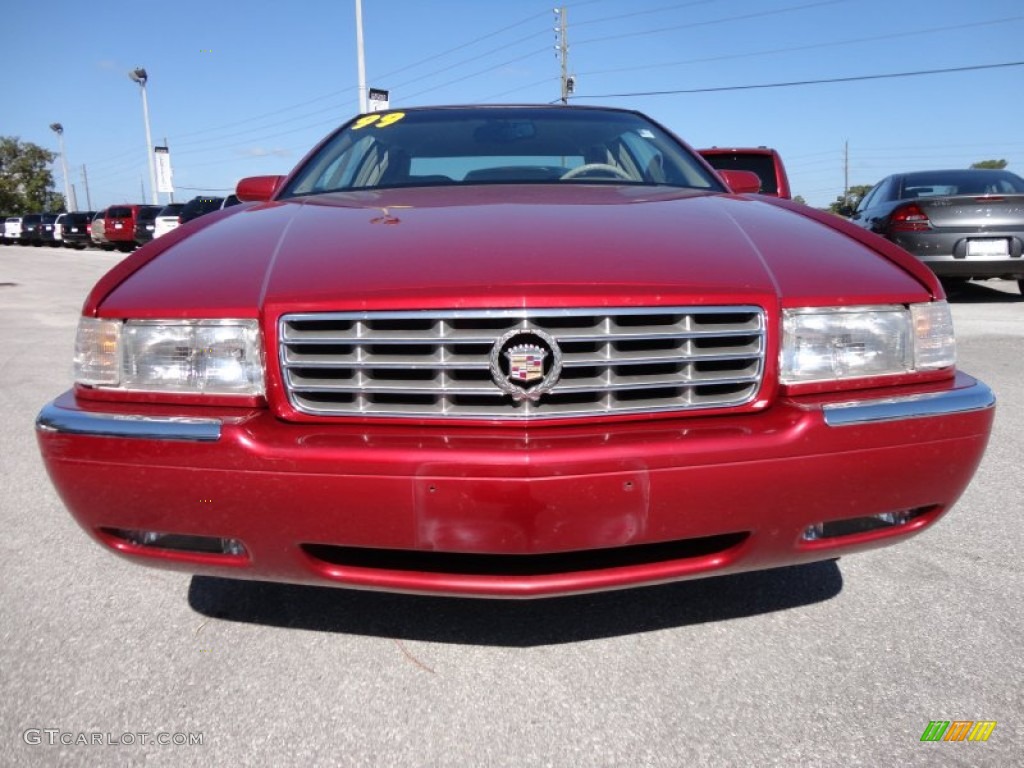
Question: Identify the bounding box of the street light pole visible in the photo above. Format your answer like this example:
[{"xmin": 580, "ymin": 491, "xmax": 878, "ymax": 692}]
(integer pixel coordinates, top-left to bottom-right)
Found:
[
  {"xmin": 355, "ymin": 0, "xmax": 367, "ymax": 113},
  {"xmin": 49, "ymin": 123, "xmax": 78, "ymax": 211},
  {"xmin": 129, "ymin": 67, "xmax": 159, "ymax": 205}
]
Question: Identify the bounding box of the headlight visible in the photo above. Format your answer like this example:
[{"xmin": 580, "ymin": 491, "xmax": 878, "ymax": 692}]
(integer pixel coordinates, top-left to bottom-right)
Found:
[
  {"xmin": 74, "ymin": 318, "xmax": 264, "ymax": 395},
  {"xmin": 781, "ymin": 302, "xmax": 955, "ymax": 384}
]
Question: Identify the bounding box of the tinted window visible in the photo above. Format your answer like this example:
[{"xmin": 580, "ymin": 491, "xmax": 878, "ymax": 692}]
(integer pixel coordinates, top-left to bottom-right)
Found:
[
  {"xmin": 702, "ymin": 153, "xmax": 777, "ymax": 194},
  {"xmin": 180, "ymin": 197, "xmax": 224, "ymax": 222},
  {"xmin": 157, "ymin": 204, "xmax": 185, "ymax": 217},
  {"xmin": 108, "ymin": 206, "xmax": 133, "ymax": 218},
  {"xmin": 856, "ymin": 181, "xmax": 884, "ymax": 213},
  {"xmin": 137, "ymin": 206, "xmax": 162, "ymax": 222},
  {"xmin": 897, "ymin": 170, "xmax": 1024, "ymax": 198}
]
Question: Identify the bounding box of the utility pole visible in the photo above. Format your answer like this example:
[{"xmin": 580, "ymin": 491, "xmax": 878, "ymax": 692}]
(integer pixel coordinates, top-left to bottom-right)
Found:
[
  {"xmin": 554, "ymin": 7, "xmax": 574, "ymax": 104},
  {"xmin": 843, "ymin": 140, "xmax": 849, "ymax": 202},
  {"xmin": 81, "ymin": 165, "xmax": 93, "ymax": 211}
]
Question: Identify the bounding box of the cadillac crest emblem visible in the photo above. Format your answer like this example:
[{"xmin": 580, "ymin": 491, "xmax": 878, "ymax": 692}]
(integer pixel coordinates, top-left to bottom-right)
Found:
[
  {"xmin": 489, "ymin": 328, "xmax": 563, "ymax": 402},
  {"xmin": 507, "ymin": 345, "xmax": 546, "ymax": 383}
]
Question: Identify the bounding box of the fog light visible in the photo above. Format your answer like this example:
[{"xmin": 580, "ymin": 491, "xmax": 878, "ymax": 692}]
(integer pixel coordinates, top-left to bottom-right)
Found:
[
  {"xmin": 129, "ymin": 530, "xmax": 162, "ymax": 546},
  {"xmin": 875, "ymin": 511, "xmax": 910, "ymax": 526},
  {"xmin": 801, "ymin": 507, "xmax": 931, "ymax": 542},
  {"xmin": 222, "ymin": 538, "xmax": 247, "ymax": 556},
  {"xmin": 109, "ymin": 528, "xmax": 248, "ymax": 557},
  {"xmin": 802, "ymin": 523, "xmax": 825, "ymax": 541}
]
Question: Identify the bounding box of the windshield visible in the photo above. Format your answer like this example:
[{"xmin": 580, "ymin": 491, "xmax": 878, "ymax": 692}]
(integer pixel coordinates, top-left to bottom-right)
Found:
[{"xmin": 282, "ymin": 107, "xmax": 721, "ymax": 197}]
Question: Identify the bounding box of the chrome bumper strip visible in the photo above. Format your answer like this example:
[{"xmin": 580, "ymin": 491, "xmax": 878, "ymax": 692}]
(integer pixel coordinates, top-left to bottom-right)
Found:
[
  {"xmin": 35, "ymin": 378, "xmax": 994, "ymax": 440},
  {"xmin": 822, "ymin": 378, "xmax": 995, "ymax": 427},
  {"xmin": 36, "ymin": 401, "xmax": 222, "ymax": 442}
]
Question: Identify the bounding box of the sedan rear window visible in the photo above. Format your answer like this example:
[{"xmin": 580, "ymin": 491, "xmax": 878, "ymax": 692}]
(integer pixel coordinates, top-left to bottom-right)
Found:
[{"xmin": 899, "ymin": 170, "xmax": 1024, "ymax": 198}]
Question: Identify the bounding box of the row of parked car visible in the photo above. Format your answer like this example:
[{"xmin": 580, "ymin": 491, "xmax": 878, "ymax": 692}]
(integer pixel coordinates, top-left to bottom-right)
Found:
[{"xmin": 2, "ymin": 196, "xmax": 237, "ymax": 251}]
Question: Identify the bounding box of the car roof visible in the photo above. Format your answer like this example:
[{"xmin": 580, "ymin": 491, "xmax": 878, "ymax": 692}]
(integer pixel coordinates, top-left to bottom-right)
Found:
[{"xmin": 698, "ymin": 147, "xmax": 778, "ymax": 155}]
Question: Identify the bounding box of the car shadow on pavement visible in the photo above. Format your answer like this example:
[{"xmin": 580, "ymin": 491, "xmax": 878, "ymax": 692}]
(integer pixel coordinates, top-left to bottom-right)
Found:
[
  {"xmin": 188, "ymin": 561, "xmax": 842, "ymax": 646},
  {"xmin": 943, "ymin": 280, "xmax": 1022, "ymax": 303}
]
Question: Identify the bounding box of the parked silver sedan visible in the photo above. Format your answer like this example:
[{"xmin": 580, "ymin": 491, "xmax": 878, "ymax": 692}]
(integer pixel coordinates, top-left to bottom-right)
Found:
[{"xmin": 851, "ymin": 168, "xmax": 1024, "ymax": 294}]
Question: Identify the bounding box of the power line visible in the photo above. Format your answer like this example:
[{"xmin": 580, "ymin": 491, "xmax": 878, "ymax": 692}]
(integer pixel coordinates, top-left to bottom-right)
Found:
[
  {"xmin": 386, "ymin": 28, "xmax": 549, "ymax": 92},
  {"xmin": 578, "ymin": 61, "xmax": 1024, "ymax": 99},
  {"xmin": 572, "ymin": 1, "xmax": 718, "ymax": 29},
  {"xmin": 375, "ymin": 10, "xmax": 549, "ymax": 82},
  {"xmin": 167, "ymin": 10, "xmax": 550, "ymax": 146},
  {"xmin": 401, "ymin": 47, "xmax": 553, "ymax": 103},
  {"xmin": 574, "ymin": 0, "xmax": 850, "ymax": 46},
  {"xmin": 576, "ymin": 16, "xmax": 1024, "ymax": 78}
]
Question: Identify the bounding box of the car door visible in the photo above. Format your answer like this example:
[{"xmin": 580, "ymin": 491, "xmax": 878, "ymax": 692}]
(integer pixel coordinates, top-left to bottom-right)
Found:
[{"xmin": 851, "ymin": 177, "xmax": 898, "ymax": 233}]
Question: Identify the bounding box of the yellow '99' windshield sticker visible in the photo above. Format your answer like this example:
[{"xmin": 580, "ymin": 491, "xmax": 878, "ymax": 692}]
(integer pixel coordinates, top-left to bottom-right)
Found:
[{"xmin": 351, "ymin": 112, "xmax": 406, "ymax": 130}]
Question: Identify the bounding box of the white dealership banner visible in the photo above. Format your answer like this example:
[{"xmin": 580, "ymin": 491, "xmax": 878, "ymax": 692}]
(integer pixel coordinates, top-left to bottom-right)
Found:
[
  {"xmin": 368, "ymin": 88, "xmax": 390, "ymax": 112},
  {"xmin": 154, "ymin": 146, "xmax": 175, "ymax": 194}
]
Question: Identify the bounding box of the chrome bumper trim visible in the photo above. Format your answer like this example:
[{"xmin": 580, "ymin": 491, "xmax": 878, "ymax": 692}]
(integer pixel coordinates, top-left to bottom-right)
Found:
[
  {"xmin": 822, "ymin": 378, "xmax": 995, "ymax": 427},
  {"xmin": 36, "ymin": 401, "xmax": 222, "ymax": 442}
]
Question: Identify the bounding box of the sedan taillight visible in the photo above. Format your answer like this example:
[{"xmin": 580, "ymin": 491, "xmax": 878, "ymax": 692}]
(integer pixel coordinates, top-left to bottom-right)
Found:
[{"xmin": 889, "ymin": 203, "xmax": 931, "ymax": 232}]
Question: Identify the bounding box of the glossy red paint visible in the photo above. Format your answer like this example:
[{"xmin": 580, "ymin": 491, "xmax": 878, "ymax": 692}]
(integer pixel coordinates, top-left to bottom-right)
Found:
[
  {"xmin": 104, "ymin": 204, "xmax": 146, "ymax": 249},
  {"xmin": 236, "ymin": 175, "xmax": 285, "ymax": 202},
  {"xmin": 94, "ymin": 187, "xmax": 932, "ymax": 319},
  {"xmin": 37, "ymin": 106, "xmax": 994, "ymax": 598},
  {"xmin": 38, "ymin": 371, "xmax": 992, "ymax": 597},
  {"xmin": 718, "ymin": 169, "xmax": 762, "ymax": 194}
]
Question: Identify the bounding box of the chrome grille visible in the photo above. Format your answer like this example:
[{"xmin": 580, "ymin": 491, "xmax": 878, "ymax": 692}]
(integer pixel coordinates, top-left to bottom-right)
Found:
[{"xmin": 279, "ymin": 307, "xmax": 765, "ymax": 419}]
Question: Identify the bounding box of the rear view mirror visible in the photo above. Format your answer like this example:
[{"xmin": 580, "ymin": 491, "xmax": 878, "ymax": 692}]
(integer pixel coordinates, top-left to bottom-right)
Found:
[{"xmin": 236, "ymin": 175, "xmax": 285, "ymax": 202}]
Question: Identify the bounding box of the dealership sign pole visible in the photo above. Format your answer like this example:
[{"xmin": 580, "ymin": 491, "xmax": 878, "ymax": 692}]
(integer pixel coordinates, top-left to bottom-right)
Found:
[{"xmin": 355, "ymin": 0, "xmax": 368, "ymax": 113}]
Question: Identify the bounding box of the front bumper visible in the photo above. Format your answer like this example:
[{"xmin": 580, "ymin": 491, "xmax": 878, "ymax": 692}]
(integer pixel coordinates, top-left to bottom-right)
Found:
[{"xmin": 37, "ymin": 373, "xmax": 994, "ymax": 598}]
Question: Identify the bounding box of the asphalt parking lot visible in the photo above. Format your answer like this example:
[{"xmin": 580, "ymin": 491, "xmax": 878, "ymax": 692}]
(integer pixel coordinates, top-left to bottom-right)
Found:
[{"xmin": 1, "ymin": 244, "xmax": 1020, "ymax": 767}]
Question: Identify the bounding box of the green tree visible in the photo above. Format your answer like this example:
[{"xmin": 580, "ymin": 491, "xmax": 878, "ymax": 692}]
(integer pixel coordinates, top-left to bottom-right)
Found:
[
  {"xmin": 792, "ymin": 194, "xmax": 807, "ymax": 206},
  {"xmin": 829, "ymin": 184, "xmax": 873, "ymax": 217},
  {"xmin": 970, "ymin": 159, "xmax": 1007, "ymax": 169},
  {"xmin": 0, "ymin": 137, "xmax": 64, "ymax": 214}
]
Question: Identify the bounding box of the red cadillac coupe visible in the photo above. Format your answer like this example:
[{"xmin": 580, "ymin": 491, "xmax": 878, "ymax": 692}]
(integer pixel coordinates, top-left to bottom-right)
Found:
[{"xmin": 36, "ymin": 106, "xmax": 994, "ymax": 598}]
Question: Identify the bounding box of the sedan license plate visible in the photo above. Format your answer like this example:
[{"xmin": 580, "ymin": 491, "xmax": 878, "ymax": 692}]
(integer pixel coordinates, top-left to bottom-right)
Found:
[{"xmin": 966, "ymin": 238, "xmax": 1009, "ymax": 257}]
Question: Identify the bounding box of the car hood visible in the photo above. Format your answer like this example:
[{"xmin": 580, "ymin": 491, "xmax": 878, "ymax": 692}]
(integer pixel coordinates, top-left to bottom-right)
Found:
[{"xmin": 98, "ymin": 186, "xmax": 929, "ymax": 318}]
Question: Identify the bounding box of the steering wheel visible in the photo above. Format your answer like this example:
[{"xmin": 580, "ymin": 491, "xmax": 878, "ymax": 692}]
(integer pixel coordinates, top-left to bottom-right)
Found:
[{"xmin": 560, "ymin": 163, "xmax": 634, "ymax": 181}]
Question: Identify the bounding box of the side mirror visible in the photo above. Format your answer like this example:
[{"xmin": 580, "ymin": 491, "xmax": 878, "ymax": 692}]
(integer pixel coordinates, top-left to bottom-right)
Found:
[
  {"xmin": 236, "ymin": 175, "xmax": 285, "ymax": 202},
  {"xmin": 718, "ymin": 170, "xmax": 762, "ymax": 194}
]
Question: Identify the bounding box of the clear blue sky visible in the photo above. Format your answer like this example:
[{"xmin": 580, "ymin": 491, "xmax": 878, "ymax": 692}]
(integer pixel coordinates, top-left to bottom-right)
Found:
[{"xmin": 4, "ymin": 0, "xmax": 1023, "ymax": 210}]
